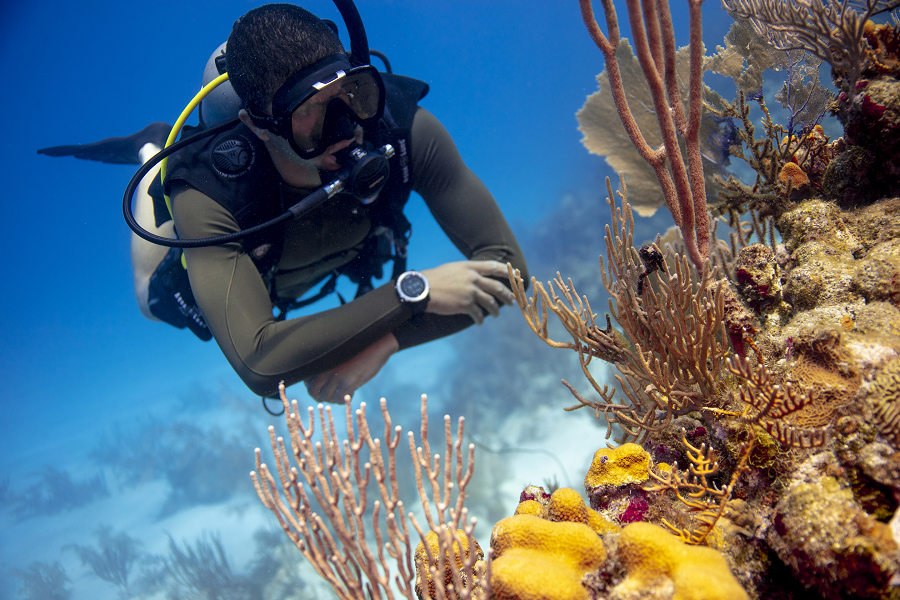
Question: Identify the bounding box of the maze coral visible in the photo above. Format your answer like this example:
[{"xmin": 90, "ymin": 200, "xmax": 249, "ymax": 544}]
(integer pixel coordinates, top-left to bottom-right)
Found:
[{"xmin": 869, "ymin": 358, "xmax": 900, "ymax": 448}]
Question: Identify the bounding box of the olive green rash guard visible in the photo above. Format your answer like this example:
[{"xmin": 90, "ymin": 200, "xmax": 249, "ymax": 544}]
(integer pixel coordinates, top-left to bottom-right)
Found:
[{"xmin": 171, "ymin": 107, "xmax": 528, "ymax": 397}]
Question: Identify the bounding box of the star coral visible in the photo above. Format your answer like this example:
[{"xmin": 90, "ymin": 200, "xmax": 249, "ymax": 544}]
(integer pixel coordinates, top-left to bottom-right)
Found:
[
  {"xmin": 547, "ymin": 487, "xmax": 595, "ymax": 525},
  {"xmin": 489, "ymin": 513, "xmax": 606, "ymax": 600},
  {"xmin": 610, "ymin": 522, "xmax": 749, "ymax": 600},
  {"xmin": 584, "ymin": 444, "xmax": 653, "ymax": 526},
  {"xmin": 513, "ymin": 500, "xmax": 544, "ymax": 518},
  {"xmin": 584, "ymin": 444, "xmax": 651, "ymax": 490}
]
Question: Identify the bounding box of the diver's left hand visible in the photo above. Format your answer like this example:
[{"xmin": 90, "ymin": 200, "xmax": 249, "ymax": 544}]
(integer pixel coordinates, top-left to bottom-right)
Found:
[{"xmin": 304, "ymin": 333, "xmax": 400, "ymax": 403}]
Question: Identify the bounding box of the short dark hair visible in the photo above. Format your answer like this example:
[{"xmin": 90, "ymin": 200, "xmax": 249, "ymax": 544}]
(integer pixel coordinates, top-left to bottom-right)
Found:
[{"xmin": 227, "ymin": 4, "xmax": 345, "ymax": 111}]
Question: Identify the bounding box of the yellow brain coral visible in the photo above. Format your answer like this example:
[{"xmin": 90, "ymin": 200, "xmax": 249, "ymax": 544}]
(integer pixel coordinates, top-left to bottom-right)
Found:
[
  {"xmin": 490, "ymin": 514, "xmax": 607, "ymax": 600},
  {"xmin": 611, "ymin": 522, "xmax": 748, "ymax": 600},
  {"xmin": 584, "ymin": 443, "xmax": 650, "ymax": 490}
]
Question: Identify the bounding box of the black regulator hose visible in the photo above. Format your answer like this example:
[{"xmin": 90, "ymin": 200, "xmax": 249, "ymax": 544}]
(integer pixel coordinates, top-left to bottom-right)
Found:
[{"xmin": 122, "ymin": 117, "xmax": 334, "ymax": 249}]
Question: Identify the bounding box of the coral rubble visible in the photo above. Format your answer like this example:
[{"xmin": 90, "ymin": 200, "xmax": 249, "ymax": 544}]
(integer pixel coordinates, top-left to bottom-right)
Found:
[{"xmin": 769, "ymin": 463, "xmax": 900, "ymax": 599}]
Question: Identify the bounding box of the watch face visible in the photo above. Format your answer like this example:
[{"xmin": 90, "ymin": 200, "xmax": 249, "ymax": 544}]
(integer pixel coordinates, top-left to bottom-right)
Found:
[{"xmin": 398, "ymin": 272, "xmax": 428, "ymax": 302}]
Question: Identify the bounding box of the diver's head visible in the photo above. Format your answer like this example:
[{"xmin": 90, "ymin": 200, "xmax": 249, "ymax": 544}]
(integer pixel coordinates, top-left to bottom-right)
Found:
[
  {"xmin": 199, "ymin": 42, "xmax": 242, "ymax": 128},
  {"xmin": 227, "ymin": 4, "xmax": 384, "ymax": 160}
]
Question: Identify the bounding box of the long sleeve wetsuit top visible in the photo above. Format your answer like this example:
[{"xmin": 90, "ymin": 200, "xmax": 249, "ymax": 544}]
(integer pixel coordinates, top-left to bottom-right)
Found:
[{"xmin": 171, "ymin": 108, "xmax": 528, "ymax": 397}]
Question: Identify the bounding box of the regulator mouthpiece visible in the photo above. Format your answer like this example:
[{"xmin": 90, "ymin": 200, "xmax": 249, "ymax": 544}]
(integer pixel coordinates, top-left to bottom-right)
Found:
[{"xmin": 332, "ymin": 142, "xmax": 392, "ymax": 203}]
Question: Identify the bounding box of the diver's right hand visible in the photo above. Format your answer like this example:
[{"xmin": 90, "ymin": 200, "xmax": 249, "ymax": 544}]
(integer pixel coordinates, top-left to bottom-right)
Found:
[{"xmin": 420, "ymin": 260, "xmax": 515, "ymax": 325}]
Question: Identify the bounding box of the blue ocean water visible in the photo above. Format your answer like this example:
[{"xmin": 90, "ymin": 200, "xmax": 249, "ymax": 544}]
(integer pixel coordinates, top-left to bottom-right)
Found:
[{"xmin": 0, "ymin": 1, "xmax": 734, "ymax": 598}]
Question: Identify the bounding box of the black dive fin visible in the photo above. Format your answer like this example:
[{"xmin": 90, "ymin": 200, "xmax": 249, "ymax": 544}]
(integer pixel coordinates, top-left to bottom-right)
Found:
[{"xmin": 37, "ymin": 121, "xmax": 172, "ymax": 165}]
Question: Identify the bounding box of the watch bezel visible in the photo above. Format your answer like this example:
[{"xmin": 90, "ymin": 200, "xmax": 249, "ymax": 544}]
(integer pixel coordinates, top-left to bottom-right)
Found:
[{"xmin": 396, "ymin": 270, "xmax": 429, "ymax": 303}]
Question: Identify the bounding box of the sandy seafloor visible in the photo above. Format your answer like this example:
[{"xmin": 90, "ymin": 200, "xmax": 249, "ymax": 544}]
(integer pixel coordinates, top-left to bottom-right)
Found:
[{"xmin": 0, "ymin": 1, "xmax": 737, "ymax": 598}]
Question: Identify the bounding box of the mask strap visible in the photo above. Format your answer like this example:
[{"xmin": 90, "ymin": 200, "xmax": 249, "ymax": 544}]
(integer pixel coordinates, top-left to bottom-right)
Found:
[{"xmin": 245, "ymin": 105, "xmax": 288, "ymax": 137}]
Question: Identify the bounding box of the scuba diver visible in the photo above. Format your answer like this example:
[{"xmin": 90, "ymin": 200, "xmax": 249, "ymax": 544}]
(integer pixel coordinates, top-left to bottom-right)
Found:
[{"xmin": 38, "ymin": 2, "xmax": 528, "ymax": 407}]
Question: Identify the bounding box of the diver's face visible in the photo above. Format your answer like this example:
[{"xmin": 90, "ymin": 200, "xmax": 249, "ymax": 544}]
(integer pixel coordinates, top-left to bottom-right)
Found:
[
  {"xmin": 279, "ymin": 123, "xmax": 361, "ymax": 173},
  {"xmin": 289, "ymin": 84, "xmax": 342, "ymax": 151},
  {"xmin": 266, "ymin": 129, "xmax": 351, "ymax": 186},
  {"xmin": 239, "ymin": 107, "xmax": 361, "ymax": 189}
]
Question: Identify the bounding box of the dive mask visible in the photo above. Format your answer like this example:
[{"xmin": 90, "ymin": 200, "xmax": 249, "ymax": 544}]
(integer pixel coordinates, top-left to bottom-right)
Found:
[{"xmin": 246, "ymin": 54, "xmax": 385, "ymax": 159}]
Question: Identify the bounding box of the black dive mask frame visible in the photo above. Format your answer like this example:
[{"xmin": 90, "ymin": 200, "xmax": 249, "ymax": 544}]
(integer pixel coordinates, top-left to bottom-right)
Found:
[{"xmin": 245, "ymin": 55, "xmax": 386, "ymax": 160}]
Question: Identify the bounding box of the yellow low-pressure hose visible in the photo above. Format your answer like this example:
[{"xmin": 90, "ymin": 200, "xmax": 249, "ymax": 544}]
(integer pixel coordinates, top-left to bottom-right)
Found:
[
  {"xmin": 161, "ymin": 71, "xmax": 231, "ymax": 214},
  {"xmin": 160, "ymin": 71, "xmax": 230, "ymax": 269}
]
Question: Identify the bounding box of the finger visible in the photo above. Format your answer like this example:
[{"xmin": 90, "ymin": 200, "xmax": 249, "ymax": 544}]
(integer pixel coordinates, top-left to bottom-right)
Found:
[
  {"xmin": 475, "ymin": 275, "xmax": 515, "ymax": 306},
  {"xmin": 465, "ymin": 301, "xmax": 485, "ymax": 325},
  {"xmin": 473, "ymin": 287, "xmax": 501, "ymax": 318}
]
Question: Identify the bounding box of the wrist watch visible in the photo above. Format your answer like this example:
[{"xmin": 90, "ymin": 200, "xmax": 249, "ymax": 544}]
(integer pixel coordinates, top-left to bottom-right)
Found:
[{"xmin": 396, "ymin": 270, "xmax": 430, "ymax": 315}]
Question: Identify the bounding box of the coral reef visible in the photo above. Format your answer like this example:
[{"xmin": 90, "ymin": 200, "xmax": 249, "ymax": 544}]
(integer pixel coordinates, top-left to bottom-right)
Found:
[
  {"xmin": 502, "ymin": 0, "xmax": 900, "ymax": 596},
  {"xmin": 506, "ymin": 176, "xmax": 900, "ymax": 596}
]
